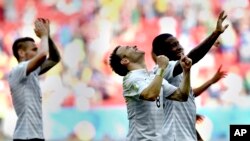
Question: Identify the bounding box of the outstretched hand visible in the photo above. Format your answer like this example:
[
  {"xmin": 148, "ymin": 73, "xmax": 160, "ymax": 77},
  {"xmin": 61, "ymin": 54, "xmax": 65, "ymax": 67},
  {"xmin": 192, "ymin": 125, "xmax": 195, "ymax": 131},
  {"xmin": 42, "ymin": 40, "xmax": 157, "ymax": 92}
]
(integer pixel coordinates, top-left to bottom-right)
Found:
[
  {"xmin": 40, "ymin": 18, "xmax": 50, "ymax": 35},
  {"xmin": 211, "ymin": 64, "xmax": 227, "ymax": 84},
  {"xmin": 215, "ymin": 11, "xmax": 229, "ymax": 33},
  {"xmin": 34, "ymin": 18, "xmax": 49, "ymax": 38}
]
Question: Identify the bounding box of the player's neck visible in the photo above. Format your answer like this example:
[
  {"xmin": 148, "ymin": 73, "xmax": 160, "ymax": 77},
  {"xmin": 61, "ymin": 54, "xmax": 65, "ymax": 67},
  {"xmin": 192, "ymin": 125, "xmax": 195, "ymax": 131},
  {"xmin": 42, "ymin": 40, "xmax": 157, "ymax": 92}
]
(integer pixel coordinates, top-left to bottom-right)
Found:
[{"xmin": 129, "ymin": 62, "xmax": 147, "ymax": 71}]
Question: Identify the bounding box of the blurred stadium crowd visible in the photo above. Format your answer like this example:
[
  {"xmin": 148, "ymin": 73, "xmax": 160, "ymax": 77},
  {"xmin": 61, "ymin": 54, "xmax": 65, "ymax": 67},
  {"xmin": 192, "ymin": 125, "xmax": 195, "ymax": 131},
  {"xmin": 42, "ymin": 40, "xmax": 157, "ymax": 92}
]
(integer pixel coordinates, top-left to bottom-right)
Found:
[{"xmin": 0, "ymin": 0, "xmax": 250, "ymax": 140}]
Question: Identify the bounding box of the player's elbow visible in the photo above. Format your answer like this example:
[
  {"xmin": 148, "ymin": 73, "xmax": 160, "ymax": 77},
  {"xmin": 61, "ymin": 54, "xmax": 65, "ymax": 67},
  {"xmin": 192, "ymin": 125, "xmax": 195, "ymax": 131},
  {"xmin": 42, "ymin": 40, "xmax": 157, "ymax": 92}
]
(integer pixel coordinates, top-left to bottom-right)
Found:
[
  {"xmin": 166, "ymin": 89, "xmax": 189, "ymax": 102},
  {"xmin": 53, "ymin": 56, "xmax": 61, "ymax": 63},
  {"xmin": 141, "ymin": 91, "xmax": 159, "ymax": 101},
  {"xmin": 147, "ymin": 96, "xmax": 157, "ymax": 101},
  {"xmin": 57, "ymin": 55, "xmax": 61, "ymax": 62},
  {"xmin": 146, "ymin": 92, "xmax": 160, "ymax": 101},
  {"xmin": 178, "ymin": 91, "xmax": 189, "ymax": 102},
  {"xmin": 54, "ymin": 53, "xmax": 61, "ymax": 62},
  {"xmin": 181, "ymin": 95, "xmax": 188, "ymax": 102},
  {"xmin": 48, "ymin": 55, "xmax": 61, "ymax": 64}
]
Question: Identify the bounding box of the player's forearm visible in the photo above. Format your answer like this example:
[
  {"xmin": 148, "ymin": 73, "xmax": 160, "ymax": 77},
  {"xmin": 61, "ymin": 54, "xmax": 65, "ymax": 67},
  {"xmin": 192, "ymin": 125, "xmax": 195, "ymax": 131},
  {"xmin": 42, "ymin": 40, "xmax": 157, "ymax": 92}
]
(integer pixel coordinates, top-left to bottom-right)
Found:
[
  {"xmin": 48, "ymin": 37, "xmax": 61, "ymax": 62},
  {"xmin": 178, "ymin": 70, "xmax": 191, "ymax": 99},
  {"xmin": 193, "ymin": 79, "xmax": 213, "ymax": 97},
  {"xmin": 187, "ymin": 31, "xmax": 221, "ymax": 64},
  {"xmin": 166, "ymin": 70, "xmax": 191, "ymax": 101},
  {"xmin": 143, "ymin": 76, "xmax": 163, "ymax": 100},
  {"xmin": 141, "ymin": 69, "xmax": 164, "ymax": 101},
  {"xmin": 39, "ymin": 35, "xmax": 49, "ymax": 54}
]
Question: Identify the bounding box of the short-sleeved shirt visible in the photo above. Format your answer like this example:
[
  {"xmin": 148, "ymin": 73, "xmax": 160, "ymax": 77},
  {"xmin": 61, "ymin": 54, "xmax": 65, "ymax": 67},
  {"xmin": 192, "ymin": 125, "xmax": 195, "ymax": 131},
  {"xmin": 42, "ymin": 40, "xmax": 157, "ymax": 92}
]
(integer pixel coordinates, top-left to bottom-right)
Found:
[
  {"xmin": 123, "ymin": 69, "xmax": 177, "ymax": 141},
  {"xmin": 153, "ymin": 61, "xmax": 197, "ymax": 141},
  {"xmin": 8, "ymin": 61, "xmax": 44, "ymax": 139}
]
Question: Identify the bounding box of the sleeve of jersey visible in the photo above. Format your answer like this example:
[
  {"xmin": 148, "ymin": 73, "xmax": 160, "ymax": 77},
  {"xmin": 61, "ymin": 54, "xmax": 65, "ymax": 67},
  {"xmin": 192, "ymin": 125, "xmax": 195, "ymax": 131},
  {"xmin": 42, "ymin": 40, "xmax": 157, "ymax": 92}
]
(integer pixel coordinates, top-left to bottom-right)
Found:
[
  {"xmin": 162, "ymin": 79, "xmax": 177, "ymax": 98},
  {"xmin": 123, "ymin": 75, "xmax": 148, "ymax": 98},
  {"xmin": 163, "ymin": 61, "xmax": 178, "ymax": 80},
  {"xmin": 8, "ymin": 61, "xmax": 29, "ymax": 83}
]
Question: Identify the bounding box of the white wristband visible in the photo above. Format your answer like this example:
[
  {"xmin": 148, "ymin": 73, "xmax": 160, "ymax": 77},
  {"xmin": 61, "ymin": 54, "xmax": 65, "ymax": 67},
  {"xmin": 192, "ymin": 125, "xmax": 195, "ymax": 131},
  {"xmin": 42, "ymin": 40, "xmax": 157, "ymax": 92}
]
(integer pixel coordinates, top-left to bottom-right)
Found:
[{"xmin": 156, "ymin": 68, "xmax": 164, "ymax": 77}]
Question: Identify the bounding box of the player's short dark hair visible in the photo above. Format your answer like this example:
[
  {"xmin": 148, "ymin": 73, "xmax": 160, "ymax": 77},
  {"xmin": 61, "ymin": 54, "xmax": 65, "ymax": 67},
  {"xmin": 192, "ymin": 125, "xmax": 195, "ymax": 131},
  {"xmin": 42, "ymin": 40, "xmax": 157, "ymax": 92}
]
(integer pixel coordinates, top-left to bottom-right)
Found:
[
  {"xmin": 12, "ymin": 37, "xmax": 35, "ymax": 61},
  {"xmin": 152, "ymin": 33, "xmax": 173, "ymax": 56},
  {"xmin": 109, "ymin": 46, "xmax": 129, "ymax": 76}
]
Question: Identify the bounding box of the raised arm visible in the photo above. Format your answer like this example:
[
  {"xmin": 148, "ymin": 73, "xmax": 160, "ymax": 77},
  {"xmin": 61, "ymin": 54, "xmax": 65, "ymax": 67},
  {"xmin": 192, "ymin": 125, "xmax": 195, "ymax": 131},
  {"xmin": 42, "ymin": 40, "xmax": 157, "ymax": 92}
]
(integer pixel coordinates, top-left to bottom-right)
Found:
[
  {"xmin": 173, "ymin": 11, "xmax": 228, "ymax": 77},
  {"xmin": 166, "ymin": 56, "xmax": 192, "ymax": 101},
  {"xmin": 140, "ymin": 55, "xmax": 168, "ymax": 101},
  {"xmin": 193, "ymin": 65, "xmax": 227, "ymax": 97},
  {"xmin": 26, "ymin": 19, "xmax": 49, "ymax": 75},
  {"xmin": 39, "ymin": 18, "xmax": 61, "ymax": 75}
]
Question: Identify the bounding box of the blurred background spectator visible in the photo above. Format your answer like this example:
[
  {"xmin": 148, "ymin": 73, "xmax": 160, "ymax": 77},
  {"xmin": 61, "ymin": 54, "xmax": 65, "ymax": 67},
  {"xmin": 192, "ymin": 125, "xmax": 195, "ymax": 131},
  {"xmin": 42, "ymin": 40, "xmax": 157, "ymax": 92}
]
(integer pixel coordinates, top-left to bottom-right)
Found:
[{"xmin": 0, "ymin": 0, "xmax": 250, "ymax": 140}]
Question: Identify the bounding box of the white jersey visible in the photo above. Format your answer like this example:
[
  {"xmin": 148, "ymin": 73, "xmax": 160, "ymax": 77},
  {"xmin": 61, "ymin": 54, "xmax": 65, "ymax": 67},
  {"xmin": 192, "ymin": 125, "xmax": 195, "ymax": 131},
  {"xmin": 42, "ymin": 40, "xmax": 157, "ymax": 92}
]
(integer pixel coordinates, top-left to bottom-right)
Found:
[
  {"xmin": 8, "ymin": 61, "xmax": 44, "ymax": 139},
  {"xmin": 123, "ymin": 69, "xmax": 177, "ymax": 141},
  {"xmin": 154, "ymin": 61, "xmax": 197, "ymax": 141}
]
